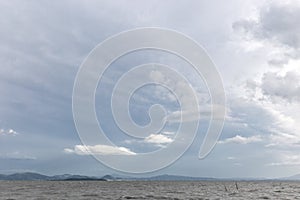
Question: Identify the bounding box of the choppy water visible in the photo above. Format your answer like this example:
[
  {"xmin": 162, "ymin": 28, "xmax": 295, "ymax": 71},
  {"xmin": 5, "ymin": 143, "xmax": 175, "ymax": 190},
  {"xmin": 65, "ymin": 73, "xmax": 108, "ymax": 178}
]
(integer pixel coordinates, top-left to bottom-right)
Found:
[{"xmin": 0, "ymin": 181, "xmax": 300, "ymax": 199}]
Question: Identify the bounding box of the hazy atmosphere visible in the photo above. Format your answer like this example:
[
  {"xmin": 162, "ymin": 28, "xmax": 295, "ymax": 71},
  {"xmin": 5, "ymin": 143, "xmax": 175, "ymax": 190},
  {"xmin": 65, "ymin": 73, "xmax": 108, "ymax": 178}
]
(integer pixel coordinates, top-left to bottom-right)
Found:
[{"xmin": 1, "ymin": 0, "xmax": 300, "ymax": 179}]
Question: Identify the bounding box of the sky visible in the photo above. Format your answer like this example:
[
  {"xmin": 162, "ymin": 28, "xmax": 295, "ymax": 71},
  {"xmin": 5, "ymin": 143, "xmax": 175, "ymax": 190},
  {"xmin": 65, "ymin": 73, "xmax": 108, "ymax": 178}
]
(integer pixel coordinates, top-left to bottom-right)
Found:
[{"xmin": 0, "ymin": 0, "xmax": 300, "ymax": 178}]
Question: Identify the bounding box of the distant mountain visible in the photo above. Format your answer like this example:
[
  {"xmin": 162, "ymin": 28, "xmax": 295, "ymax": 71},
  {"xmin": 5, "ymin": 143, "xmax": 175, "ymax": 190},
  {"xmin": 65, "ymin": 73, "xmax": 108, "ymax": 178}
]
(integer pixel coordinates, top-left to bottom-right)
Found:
[
  {"xmin": 0, "ymin": 173, "xmax": 106, "ymax": 181},
  {"xmin": 102, "ymin": 175, "xmax": 116, "ymax": 181},
  {"xmin": 2, "ymin": 172, "xmax": 50, "ymax": 180},
  {"xmin": 0, "ymin": 172, "xmax": 277, "ymax": 181},
  {"xmin": 51, "ymin": 174, "xmax": 73, "ymax": 180},
  {"xmin": 62, "ymin": 175, "xmax": 106, "ymax": 181},
  {"xmin": 0, "ymin": 174, "xmax": 7, "ymax": 180},
  {"xmin": 281, "ymin": 174, "xmax": 300, "ymax": 180},
  {"xmin": 0, "ymin": 173, "xmax": 217, "ymax": 181}
]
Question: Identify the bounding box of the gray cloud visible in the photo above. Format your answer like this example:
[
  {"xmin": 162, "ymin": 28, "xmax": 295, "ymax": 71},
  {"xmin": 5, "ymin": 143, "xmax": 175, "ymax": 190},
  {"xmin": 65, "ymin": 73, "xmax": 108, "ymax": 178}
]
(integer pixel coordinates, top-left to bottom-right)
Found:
[
  {"xmin": 260, "ymin": 2, "xmax": 300, "ymax": 49},
  {"xmin": 261, "ymin": 71, "xmax": 300, "ymax": 102},
  {"xmin": 233, "ymin": 1, "xmax": 300, "ymax": 65},
  {"xmin": 233, "ymin": 2, "xmax": 300, "ymax": 49},
  {"xmin": 1, "ymin": 0, "xmax": 299, "ymax": 178}
]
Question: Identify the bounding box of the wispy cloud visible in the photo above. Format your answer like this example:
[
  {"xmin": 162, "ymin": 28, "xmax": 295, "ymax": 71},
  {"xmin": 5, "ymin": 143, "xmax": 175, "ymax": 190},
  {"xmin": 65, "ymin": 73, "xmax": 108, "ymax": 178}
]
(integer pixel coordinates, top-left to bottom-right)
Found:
[
  {"xmin": 166, "ymin": 104, "xmax": 227, "ymax": 123},
  {"xmin": 266, "ymin": 152, "xmax": 300, "ymax": 166},
  {"xmin": 219, "ymin": 135, "xmax": 262, "ymax": 144},
  {"xmin": 0, "ymin": 152, "xmax": 36, "ymax": 160},
  {"xmin": 64, "ymin": 145, "xmax": 136, "ymax": 156},
  {"xmin": 0, "ymin": 128, "xmax": 18, "ymax": 136},
  {"xmin": 227, "ymin": 156, "xmax": 236, "ymax": 160}
]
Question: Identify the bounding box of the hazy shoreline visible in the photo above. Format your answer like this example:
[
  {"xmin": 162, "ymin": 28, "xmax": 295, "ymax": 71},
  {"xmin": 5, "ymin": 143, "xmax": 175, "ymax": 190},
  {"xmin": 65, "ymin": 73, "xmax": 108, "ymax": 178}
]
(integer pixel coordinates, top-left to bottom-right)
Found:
[{"xmin": 0, "ymin": 172, "xmax": 299, "ymax": 181}]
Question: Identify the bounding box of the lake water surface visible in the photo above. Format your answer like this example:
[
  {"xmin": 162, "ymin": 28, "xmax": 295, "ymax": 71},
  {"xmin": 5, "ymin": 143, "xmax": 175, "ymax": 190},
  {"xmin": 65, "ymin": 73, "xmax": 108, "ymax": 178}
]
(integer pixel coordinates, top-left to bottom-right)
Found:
[{"xmin": 1, "ymin": 180, "xmax": 300, "ymax": 199}]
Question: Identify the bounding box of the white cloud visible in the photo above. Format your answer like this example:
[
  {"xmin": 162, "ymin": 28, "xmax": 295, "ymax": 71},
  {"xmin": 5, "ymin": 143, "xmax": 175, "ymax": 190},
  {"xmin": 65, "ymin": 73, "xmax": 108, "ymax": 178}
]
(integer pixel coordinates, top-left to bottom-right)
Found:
[
  {"xmin": 267, "ymin": 152, "xmax": 300, "ymax": 166},
  {"xmin": 64, "ymin": 144, "xmax": 136, "ymax": 156},
  {"xmin": 241, "ymin": 69, "xmax": 300, "ymax": 147},
  {"xmin": 162, "ymin": 131, "xmax": 175, "ymax": 135},
  {"xmin": 122, "ymin": 132, "xmax": 175, "ymax": 147},
  {"xmin": 149, "ymin": 69, "xmax": 198, "ymax": 106},
  {"xmin": 227, "ymin": 156, "xmax": 236, "ymax": 160},
  {"xmin": 166, "ymin": 104, "xmax": 227, "ymax": 123},
  {"xmin": 0, "ymin": 128, "xmax": 18, "ymax": 136},
  {"xmin": 0, "ymin": 152, "xmax": 36, "ymax": 160},
  {"xmin": 165, "ymin": 109, "xmax": 200, "ymax": 123},
  {"xmin": 219, "ymin": 135, "xmax": 262, "ymax": 144},
  {"xmin": 266, "ymin": 133, "xmax": 299, "ymax": 147},
  {"xmin": 261, "ymin": 71, "xmax": 300, "ymax": 102},
  {"xmin": 228, "ymin": 49, "xmax": 300, "ymax": 148},
  {"xmin": 148, "ymin": 69, "xmax": 224, "ymax": 124},
  {"xmin": 234, "ymin": 163, "xmax": 242, "ymax": 166},
  {"xmin": 144, "ymin": 134, "xmax": 173, "ymax": 144}
]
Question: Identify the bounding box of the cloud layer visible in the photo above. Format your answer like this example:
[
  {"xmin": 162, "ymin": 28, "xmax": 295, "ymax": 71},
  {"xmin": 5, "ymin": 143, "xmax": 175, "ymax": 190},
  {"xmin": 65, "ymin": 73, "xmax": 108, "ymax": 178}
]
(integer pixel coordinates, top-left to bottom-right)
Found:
[
  {"xmin": 1, "ymin": 0, "xmax": 300, "ymax": 178},
  {"xmin": 64, "ymin": 145, "xmax": 136, "ymax": 156}
]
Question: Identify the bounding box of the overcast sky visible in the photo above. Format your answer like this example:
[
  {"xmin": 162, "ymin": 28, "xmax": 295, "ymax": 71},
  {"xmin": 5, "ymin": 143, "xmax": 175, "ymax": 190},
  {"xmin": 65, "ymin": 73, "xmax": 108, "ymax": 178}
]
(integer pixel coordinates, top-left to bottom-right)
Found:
[{"xmin": 0, "ymin": 0, "xmax": 300, "ymax": 178}]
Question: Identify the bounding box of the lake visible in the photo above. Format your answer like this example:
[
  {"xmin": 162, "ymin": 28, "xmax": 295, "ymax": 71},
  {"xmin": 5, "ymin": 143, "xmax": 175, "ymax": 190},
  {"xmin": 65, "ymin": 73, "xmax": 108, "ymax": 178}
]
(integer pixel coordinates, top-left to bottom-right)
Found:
[{"xmin": 0, "ymin": 180, "xmax": 299, "ymax": 199}]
